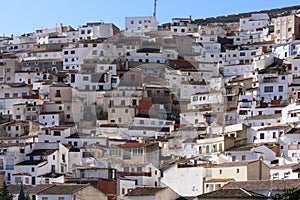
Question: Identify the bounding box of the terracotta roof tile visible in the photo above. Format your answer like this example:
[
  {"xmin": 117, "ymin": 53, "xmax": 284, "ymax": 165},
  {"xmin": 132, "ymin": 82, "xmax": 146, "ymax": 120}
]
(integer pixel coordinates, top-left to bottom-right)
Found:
[
  {"xmin": 222, "ymin": 179, "xmax": 300, "ymax": 190},
  {"xmin": 126, "ymin": 187, "xmax": 167, "ymax": 196},
  {"xmin": 197, "ymin": 188, "xmax": 267, "ymax": 199},
  {"xmin": 26, "ymin": 184, "xmax": 89, "ymax": 195},
  {"xmin": 117, "ymin": 142, "xmax": 157, "ymax": 149}
]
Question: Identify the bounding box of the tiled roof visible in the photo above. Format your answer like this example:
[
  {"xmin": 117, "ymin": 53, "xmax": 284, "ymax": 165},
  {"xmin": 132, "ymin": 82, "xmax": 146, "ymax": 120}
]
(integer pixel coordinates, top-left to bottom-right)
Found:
[
  {"xmin": 197, "ymin": 188, "xmax": 267, "ymax": 199},
  {"xmin": 16, "ymin": 160, "xmax": 47, "ymax": 166},
  {"xmin": 26, "ymin": 184, "xmax": 89, "ymax": 195},
  {"xmin": 117, "ymin": 142, "xmax": 157, "ymax": 149},
  {"xmin": 222, "ymin": 179, "xmax": 300, "ymax": 191},
  {"xmin": 37, "ymin": 172, "xmax": 65, "ymax": 178},
  {"xmin": 244, "ymin": 114, "xmax": 281, "ymax": 120},
  {"xmin": 12, "ymin": 172, "xmax": 32, "ymax": 176},
  {"xmin": 271, "ymin": 163, "xmax": 297, "ymax": 170},
  {"xmin": 26, "ymin": 149, "xmax": 58, "ymax": 157},
  {"xmin": 214, "ymin": 160, "xmax": 257, "ymax": 167},
  {"xmin": 125, "ymin": 187, "xmax": 167, "ymax": 196},
  {"xmin": 257, "ymin": 124, "xmax": 291, "ymax": 131},
  {"xmin": 182, "ymin": 138, "xmax": 197, "ymax": 143},
  {"xmin": 226, "ymin": 143, "xmax": 277, "ymax": 152},
  {"xmin": 206, "ymin": 178, "xmax": 235, "ymax": 183}
]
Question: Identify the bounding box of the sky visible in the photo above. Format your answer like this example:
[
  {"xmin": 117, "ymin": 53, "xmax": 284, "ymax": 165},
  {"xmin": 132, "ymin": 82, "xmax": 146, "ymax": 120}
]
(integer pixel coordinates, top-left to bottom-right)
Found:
[{"xmin": 0, "ymin": 0, "xmax": 299, "ymax": 36}]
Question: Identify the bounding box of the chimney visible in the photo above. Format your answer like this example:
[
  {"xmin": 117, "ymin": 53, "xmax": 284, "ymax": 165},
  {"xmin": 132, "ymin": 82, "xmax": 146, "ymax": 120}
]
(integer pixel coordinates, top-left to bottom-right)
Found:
[{"xmin": 60, "ymin": 23, "xmax": 63, "ymax": 34}]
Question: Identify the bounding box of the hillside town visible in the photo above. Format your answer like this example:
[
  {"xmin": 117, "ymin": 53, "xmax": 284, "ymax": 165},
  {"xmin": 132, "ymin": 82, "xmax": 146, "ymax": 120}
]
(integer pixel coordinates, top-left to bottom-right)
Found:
[{"xmin": 2, "ymin": 4, "xmax": 300, "ymax": 200}]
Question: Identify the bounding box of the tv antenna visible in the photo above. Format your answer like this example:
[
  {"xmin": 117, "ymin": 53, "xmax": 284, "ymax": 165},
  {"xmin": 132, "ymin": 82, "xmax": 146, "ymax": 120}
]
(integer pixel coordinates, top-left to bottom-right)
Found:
[{"xmin": 153, "ymin": 0, "xmax": 157, "ymax": 19}]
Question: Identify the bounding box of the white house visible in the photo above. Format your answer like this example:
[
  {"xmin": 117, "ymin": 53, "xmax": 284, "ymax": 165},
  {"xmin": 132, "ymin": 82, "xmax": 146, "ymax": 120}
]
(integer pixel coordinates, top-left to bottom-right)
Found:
[
  {"xmin": 160, "ymin": 163, "xmax": 207, "ymax": 197},
  {"xmin": 78, "ymin": 22, "xmax": 119, "ymax": 40},
  {"xmin": 239, "ymin": 13, "xmax": 269, "ymax": 31},
  {"xmin": 125, "ymin": 16, "xmax": 158, "ymax": 35}
]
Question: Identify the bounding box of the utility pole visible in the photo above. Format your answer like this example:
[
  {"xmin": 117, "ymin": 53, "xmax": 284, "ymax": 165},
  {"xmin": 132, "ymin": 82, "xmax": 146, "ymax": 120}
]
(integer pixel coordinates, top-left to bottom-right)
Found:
[{"xmin": 153, "ymin": 0, "xmax": 157, "ymax": 19}]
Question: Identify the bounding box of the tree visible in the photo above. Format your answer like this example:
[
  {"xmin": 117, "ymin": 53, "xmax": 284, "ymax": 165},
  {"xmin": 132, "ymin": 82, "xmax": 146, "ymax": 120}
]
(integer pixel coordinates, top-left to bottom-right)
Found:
[
  {"xmin": 272, "ymin": 187, "xmax": 300, "ymax": 200},
  {"xmin": 0, "ymin": 181, "xmax": 13, "ymax": 200},
  {"xmin": 18, "ymin": 183, "xmax": 25, "ymax": 200},
  {"xmin": 17, "ymin": 184, "xmax": 30, "ymax": 200}
]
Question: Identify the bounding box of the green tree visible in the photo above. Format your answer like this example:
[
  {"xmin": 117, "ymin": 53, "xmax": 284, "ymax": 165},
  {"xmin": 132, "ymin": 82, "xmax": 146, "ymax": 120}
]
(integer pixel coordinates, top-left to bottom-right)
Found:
[
  {"xmin": 272, "ymin": 187, "xmax": 300, "ymax": 200},
  {"xmin": 17, "ymin": 184, "xmax": 30, "ymax": 200},
  {"xmin": 0, "ymin": 181, "xmax": 13, "ymax": 200},
  {"xmin": 18, "ymin": 183, "xmax": 25, "ymax": 200}
]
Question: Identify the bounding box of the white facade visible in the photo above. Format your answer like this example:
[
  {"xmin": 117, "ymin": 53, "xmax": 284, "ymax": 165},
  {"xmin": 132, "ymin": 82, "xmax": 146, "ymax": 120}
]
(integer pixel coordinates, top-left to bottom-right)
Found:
[
  {"xmin": 223, "ymin": 64, "xmax": 253, "ymax": 77},
  {"xmin": 79, "ymin": 22, "xmax": 118, "ymax": 40},
  {"xmin": 125, "ymin": 16, "xmax": 158, "ymax": 35},
  {"xmin": 247, "ymin": 125, "xmax": 289, "ymax": 144},
  {"xmin": 161, "ymin": 164, "xmax": 207, "ymax": 196},
  {"xmin": 38, "ymin": 113, "xmax": 61, "ymax": 127},
  {"xmin": 240, "ymin": 13, "xmax": 269, "ymax": 31},
  {"xmin": 190, "ymin": 91, "xmax": 224, "ymax": 109}
]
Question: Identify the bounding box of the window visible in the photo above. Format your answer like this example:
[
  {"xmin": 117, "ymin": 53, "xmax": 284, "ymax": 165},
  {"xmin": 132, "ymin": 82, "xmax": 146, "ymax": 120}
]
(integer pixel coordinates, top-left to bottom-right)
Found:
[
  {"xmin": 264, "ymin": 86, "xmax": 273, "ymax": 93},
  {"xmin": 53, "ymin": 131, "xmax": 60, "ymax": 136},
  {"xmin": 240, "ymin": 52, "xmax": 245, "ymax": 56},
  {"xmin": 112, "ymin": 109, "xmax": 115, "ymax": 113},
  {"xmin": 288, "ymin": 27, "xmax": 292, "ymax": 32},
  {"xmin": 273, "ymin": 132, "xmax": 277, "ymax": 139},
  {"xmin": 58, "ymin": 197, "xmax": 65, "ymax": 200},
  {"xmin": 71, "ymin": 50, "xmax": 75, "ymax": 54},
  {"xmin": 13, "ymin": 93, "xmax": 18, "ymax": 98},
  {"xmin": 236, "ymin": 168, "xmax": 240, "ymax": 173},
  {"xmin": 125, "ymin": 109, "xmax": 128, "ymax": 113},
  {"xmin": 133, "ymin": 148, "xmax": 144, "ymax": 155},
  {"xmin": 242, "ymin": 155, "xmax": 246, "ymax": 160},
  {"xmin": 232, "ymin": 156, "xmax": 236, "ymax": 161},
  {"xmin": 282, "ymin": 76, "xmax": 286, "ymax": 80},
  {"xmin": 4, "ymin": 93, "xmax": 9, "ymax": 98},
  {"xmin": 140, "ymin": 120, "xmax": 144, "ymax": 124},
  {"xmin": 83, "ymin": 76, "xmax": 89, "ymax": 81},
  {"xmin": 55, "ymin": 90, "xmax": 61, "ymax": 97},
  {"xmin": 278, "ymin": 86, "xmax": 283, "ymax": 92},
  {"xmin": 260, "ymin": 133, "xmax": 265, "ymax": 140},
  {"xmin": 31, "ymin": 167, "xmax": 35, "ymax": 172},
  {"xmin": 219, "ymin": 170, "xmax": 222, "ymax": 174},
  {"xmin": 109, "ymin": 149, "xmax": 121, "ymax": 156},
  {"xmin": 15, "ymin": 177, "xmax": 22, "ymax": 183}
]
